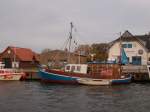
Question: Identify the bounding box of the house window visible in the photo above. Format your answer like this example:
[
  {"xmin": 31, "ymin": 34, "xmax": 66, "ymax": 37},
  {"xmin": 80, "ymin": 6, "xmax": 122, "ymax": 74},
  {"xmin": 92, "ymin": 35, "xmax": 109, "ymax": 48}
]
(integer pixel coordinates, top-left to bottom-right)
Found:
[
  {"xmin": 122, "ymin": 44, "xmax": 127, "ymax": 48},
  {"xmin": 128, "ymin": 44, "xmax": 132, "ymax": 48},
  {"xmin": 7, "ymin": 50, "xmax": 11, "ymax": 54},
  {"xmin": 132, "ymin": 56, "xmax": 141, "ymax": 65},
  {"xmin": 122, "ymin": 43, "xmax": 132, "ymax": 48}
]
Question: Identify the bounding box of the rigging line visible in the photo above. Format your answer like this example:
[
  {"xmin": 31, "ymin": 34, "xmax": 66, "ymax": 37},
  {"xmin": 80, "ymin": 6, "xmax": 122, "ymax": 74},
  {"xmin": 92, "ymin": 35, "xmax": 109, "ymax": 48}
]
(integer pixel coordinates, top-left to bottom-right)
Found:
[
  {"xmin": 70, "ymin": 24, "xmax": 80, "ymax": 52},
  {"xmin": 49, "ymin": 32, "xmax": 70, "ymax": 65},
  {"xmin": 71, "ymin": 23, "xmax": 90, "ymax": 45},
  {"xmin": 73, "ymin": 29, "xmax": 89, "ymax": 45},
  {"xmin": 71, "ymin": 25, "xmax": 91, "ymax": 62},
  {"xmin": 60, "ymin": 36, "xmax": 70, "ymax": 51},
  {"xmin": 50, "ymin": 37, "xmax": 70, "ymax": 64},
  {"xmin": 47, "ymin": 23, "xmax": 76, "ymax": 67},
  {"xmin": 50, "ymin": 27, "xmax": 76, "ymax": 66},
  {"xmin": 50, "ymin": 22, "xmax": 76, "ymax": 64},
  {"xmin": 73, "ymin": 29, "xmax": 92, "ymax": 55}
]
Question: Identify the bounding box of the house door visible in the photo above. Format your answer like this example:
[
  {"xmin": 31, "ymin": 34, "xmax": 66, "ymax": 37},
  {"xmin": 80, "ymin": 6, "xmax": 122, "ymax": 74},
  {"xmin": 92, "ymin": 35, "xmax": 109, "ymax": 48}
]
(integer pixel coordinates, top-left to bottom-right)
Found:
[
  {"xmin": 3, "ymin": 58, "xmax": 12, "ymax": 68},
  {"xmin": 132, "ymin": 56, "xmax": 141, "ymax": 65}
]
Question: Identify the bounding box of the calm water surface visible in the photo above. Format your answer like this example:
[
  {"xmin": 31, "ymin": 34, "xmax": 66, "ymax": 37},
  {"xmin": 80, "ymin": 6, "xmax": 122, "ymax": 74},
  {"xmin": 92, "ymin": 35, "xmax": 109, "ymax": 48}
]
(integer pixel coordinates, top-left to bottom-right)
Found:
[{"xmin": 0, "ymin": 81, "xmax": 150, "ymax": 112}]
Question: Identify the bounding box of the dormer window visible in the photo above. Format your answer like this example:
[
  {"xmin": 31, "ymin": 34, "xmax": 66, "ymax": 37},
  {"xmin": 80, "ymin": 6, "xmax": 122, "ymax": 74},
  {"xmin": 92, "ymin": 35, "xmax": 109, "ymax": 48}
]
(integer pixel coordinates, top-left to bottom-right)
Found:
[
  {"xmin": 128, "ymin": 44, "xmax": 132, "ymax": 48},
  {"xmin": 122, "ymin": 43, "xmax": 132, "ymax": 48},
  {"xmin": 122, "ymin": 44, "xmax": 127, "ymax": 48},
  {"xmin": 7, "ymin": 50, "xmax": 11, "ymax": 54}
]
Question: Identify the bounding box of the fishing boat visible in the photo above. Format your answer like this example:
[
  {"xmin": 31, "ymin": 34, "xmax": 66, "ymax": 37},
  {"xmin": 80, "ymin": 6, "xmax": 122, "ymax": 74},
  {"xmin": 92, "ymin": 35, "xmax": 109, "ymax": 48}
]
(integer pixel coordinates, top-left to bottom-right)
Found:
[
  {"xmin": 0, "ymin": 62, "xmax": 25, "ymax": 80},
  {"xmin": 39, "ymin": 61, "xmax": 131, "ymax": 84},
  {"xmin": 0, "ymin": 69, "xmax": 24, "ymax": 80},
  {"xmin": 38, "ymin": 23, "xmax": 132, "ymax": 84},
  {"xmin": 39, "ymin": 64, "xmax": 92, "ymax": 84},
  {"xmin": 77, "ymin": 78, "xmax": 111, "ymax": 86}
]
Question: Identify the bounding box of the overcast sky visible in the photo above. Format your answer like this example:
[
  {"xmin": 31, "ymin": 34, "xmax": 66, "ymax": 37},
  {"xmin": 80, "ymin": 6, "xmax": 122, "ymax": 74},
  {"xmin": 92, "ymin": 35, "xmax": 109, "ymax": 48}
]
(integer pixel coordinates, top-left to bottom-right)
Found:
[{"xmin": 0, "ymin": 0, "xmax": 150, "ymax": 53}]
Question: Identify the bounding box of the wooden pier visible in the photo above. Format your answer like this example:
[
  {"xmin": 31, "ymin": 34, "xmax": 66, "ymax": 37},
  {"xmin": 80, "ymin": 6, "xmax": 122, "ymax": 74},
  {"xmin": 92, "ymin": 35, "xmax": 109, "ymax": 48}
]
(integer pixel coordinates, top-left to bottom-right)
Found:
[
  {"xmin": 19, "ymin": 68, "xmax": 40, "ymax": 80},
  {"xmin": 18, "ymin": 65, "xmax": 150, "ymax": 81},
  {"xmin": 122, "ymin": 65, "xmax": 149, "ymax": 81}
]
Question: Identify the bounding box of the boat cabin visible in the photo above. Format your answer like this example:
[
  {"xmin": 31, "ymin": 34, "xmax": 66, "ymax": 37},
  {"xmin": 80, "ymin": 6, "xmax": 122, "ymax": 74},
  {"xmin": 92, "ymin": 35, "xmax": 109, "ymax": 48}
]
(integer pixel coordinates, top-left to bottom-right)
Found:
[{"xmin": 65, "ymin": 64, "xmax": 88, "ymax": 74}]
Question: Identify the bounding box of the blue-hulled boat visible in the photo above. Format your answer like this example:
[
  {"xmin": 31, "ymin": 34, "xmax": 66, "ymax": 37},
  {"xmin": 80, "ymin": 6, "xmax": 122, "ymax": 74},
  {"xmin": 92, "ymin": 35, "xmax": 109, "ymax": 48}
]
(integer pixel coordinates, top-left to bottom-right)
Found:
[
  {"xmin": 38, "ymin": 69, "xmax": 78, "ymax": 84},
  {"xmin": 38, "ymin": 63, "xmax": 132, "ymax": 85},
  {"xmin": 38, "ymin": 64, "xmax": 93, "ymax": 84},
  {"xmin": 111, "ymin": 75, "xmax": 132, "ymax": 84}
]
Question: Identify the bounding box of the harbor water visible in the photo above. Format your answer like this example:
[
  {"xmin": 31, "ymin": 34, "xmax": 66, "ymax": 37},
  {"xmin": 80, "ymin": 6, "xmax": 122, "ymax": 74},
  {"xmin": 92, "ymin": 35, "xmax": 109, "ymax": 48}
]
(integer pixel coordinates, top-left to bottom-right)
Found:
[{"xmin": 0, "ymin": 81, "xmax": 150, "ymax": 112}]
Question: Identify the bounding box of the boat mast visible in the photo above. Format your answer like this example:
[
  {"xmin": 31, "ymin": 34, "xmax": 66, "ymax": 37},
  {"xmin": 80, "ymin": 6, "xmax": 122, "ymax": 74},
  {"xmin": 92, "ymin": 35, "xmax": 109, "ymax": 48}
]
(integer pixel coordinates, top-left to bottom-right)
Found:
[
  {"xmin": 78, "ymin": 50, "xmax": 80, "ymax": 64},
  {"xmin": 119, "ymin": 32, "xmax": 122, "ymax": 76},
  {"xmin": 14, "ymin": 47, "xmax": 16, "ymax": 68},
  {"xmin": 68, "ymin": 22, "xmax": 73, "ymax": 63}
]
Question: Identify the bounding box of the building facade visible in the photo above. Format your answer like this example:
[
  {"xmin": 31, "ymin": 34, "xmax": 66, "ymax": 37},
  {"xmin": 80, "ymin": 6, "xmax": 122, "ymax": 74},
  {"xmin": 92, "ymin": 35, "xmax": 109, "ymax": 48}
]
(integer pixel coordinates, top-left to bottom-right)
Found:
[
  {"xmin": 40, "ymin": 50, "xmax": 87, "ymax": 68},
  {"xmin": 108, "ymin": 31, "xmax": 150, "ymax": 65}
]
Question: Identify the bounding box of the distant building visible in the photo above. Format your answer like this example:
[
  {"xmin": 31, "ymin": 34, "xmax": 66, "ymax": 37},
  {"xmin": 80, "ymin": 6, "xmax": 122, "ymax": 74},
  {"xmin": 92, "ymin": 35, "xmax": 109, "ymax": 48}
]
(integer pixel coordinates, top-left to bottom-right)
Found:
[
  {"xmin": 0, "ymin": 46, "xmax": 40, "ymax": 69},
  {"xmin": 108, "ymin": 31, "xmax": 150, "ymax": 65},
  {"xmin": 40, "ymin": 50, "xmax": 87, "ymax": 68}
]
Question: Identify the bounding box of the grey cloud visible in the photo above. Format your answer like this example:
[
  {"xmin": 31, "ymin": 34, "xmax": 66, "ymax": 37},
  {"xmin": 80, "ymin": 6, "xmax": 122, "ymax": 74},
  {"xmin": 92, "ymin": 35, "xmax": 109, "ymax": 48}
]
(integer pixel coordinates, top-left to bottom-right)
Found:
[{"xmin": 0, "ymin": 0, "xmax": 150, "ymax": 52}]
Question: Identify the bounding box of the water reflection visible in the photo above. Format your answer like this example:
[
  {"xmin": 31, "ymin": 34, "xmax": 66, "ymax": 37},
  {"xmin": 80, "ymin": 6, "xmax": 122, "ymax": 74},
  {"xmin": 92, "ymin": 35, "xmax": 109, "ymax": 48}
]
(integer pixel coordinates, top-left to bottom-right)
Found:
[{"xmin": 0, "ymin": 82, "xmax": 150, "ymax": 112}]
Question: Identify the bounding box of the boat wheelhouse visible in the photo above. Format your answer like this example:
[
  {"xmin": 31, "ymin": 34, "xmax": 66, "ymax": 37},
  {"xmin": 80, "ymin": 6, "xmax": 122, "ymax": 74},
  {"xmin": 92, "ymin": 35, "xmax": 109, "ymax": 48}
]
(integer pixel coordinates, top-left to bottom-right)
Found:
[{"xmin": 65, "ymin": 64, "xmax": 88, "ymax": 74}]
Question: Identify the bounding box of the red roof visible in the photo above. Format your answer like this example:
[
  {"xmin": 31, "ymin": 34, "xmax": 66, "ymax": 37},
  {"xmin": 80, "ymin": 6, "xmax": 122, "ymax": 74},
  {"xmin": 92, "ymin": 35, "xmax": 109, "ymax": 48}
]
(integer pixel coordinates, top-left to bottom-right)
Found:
[{"xmin": 9, "ymin": 46, "xmax": 39, "ymax": 62}]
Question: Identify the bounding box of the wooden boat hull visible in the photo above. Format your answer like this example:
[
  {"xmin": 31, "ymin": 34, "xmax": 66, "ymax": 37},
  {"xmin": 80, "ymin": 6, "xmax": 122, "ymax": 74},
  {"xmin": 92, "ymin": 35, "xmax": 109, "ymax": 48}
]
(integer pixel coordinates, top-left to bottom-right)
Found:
[
  {"xmin": 77, "ymin": 78, "xmax": 111, "ymax": 86},
  {"xmin": 0, "ymin": 74, "xmax": 22, "ymax": 80},
  {"xmin": 38, "ymin": 69, "xmax": 78, "ymax": 84},
  {"xmin": 38, "ymin": 69, "xmax": 132, "ymax": 85}
]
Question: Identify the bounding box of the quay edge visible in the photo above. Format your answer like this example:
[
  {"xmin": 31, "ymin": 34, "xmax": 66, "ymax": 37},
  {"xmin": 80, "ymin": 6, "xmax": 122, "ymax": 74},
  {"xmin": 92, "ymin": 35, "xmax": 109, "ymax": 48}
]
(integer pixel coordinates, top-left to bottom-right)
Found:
[{"xmin": 122, "ymin": 65, "xmax": 150, "ymax": 81}]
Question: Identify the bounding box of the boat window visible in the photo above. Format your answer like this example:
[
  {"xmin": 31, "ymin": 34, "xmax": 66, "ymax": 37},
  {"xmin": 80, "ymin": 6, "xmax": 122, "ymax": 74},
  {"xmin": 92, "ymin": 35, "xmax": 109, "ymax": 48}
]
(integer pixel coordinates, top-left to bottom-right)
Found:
[
  {"xmin": 71, "ymin": 66, "xmax": 75, "ymax": 71},
  {"xmin": 5, "ymin": 71, "xmax": 9, "ymax": 73},
  {"xmin": 77, "ymin": 66, "xmax": 81, "ymax": 71},
  {"xmin": 0, "ymin": 70, "xmax": 4, "ymax": 73},
  {"xmin": 66, "ymin": 66, "xmax": 70, "ymax": 70}
]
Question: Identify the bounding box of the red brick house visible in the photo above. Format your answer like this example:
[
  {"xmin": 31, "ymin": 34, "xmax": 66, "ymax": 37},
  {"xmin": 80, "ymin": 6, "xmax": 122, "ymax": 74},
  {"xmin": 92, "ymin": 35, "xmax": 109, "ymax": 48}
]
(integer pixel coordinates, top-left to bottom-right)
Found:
[{"xmin": 0, "ymin": 46, "xmax": 40, "ymax": 69}]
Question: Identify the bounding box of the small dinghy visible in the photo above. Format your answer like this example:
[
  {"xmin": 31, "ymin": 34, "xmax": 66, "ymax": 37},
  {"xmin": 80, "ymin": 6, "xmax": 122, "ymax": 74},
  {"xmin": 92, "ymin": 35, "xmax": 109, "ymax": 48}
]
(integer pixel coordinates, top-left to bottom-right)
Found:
[
  {"xmin": 110, "ymin": 75, "xmax": 132, "ymax": 84},
  {"xmin": 77, "ymin": 78, "xmax": 111, "ymax": 86}
]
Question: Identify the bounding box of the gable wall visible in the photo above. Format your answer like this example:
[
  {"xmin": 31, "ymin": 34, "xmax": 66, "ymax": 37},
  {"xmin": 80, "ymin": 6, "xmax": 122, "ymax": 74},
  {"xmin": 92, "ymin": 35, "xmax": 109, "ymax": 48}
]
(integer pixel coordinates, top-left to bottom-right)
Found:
[{"xmin": 108, "ymin": 41, "xmax": 148, "ymax": 65}]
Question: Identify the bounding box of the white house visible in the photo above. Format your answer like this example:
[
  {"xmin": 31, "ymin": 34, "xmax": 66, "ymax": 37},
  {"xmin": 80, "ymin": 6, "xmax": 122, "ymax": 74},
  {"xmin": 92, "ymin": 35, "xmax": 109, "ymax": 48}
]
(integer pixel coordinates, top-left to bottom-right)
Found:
[{"xmin": 108, "ymin": 31, "xmax": 150, "ymax": 65}]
